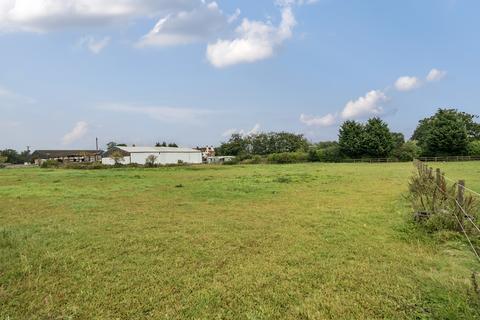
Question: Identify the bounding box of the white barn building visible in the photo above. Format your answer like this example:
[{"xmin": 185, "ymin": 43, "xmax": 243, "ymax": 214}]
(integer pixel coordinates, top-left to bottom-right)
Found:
[{"xmin": 102, "ymin": 146, "xmax": 202, "ymax": 165}]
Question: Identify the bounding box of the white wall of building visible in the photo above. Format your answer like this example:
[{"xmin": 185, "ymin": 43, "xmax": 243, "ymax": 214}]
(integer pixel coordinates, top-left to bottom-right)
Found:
[
  {"xmin": 102, "ymin": 149, "xmax": 202, "ymax": 165},
  {"xmin": 102, "ymin": 156, "xmax": 131, "ymax": 165}
]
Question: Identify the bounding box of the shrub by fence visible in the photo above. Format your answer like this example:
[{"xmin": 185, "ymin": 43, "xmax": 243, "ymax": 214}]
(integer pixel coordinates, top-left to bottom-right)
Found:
[{"xmin": 410, "ymin": 160, "xmax": 480, "ymax": 261}]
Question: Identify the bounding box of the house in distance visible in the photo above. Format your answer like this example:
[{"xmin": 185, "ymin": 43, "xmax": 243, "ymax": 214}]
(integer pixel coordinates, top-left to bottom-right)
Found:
[
  {"xmin": 102, "ymin": 146, "xmax": 202, "ymax": 165},
  {"xmin": 30, "ymin": 150, "xmax": 103, "ymax": 165}
]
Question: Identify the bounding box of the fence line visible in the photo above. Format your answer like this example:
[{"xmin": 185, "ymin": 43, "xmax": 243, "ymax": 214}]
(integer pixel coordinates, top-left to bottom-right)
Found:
[
  {"xmin": 413, "ymin": 160, "xmax": 480, "ymax": 262},
  {"xmin": 443, "ymin": 175, "xmax": 480, "ymax": 198},
  {"xmin": 337, "ymin": 155, "xmax": 480, "ymax": 164},
  {"xmin": 417, "ymin": 155, "xmax": 480, "ymax": 162}
]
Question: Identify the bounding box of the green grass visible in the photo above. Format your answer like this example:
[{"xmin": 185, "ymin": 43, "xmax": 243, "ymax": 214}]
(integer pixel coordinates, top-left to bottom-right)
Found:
[
  {"xmin": 432, "ymin": 161, "xmax": 480, "ymax": 193},
  {"xmin": 1, "ymin": 163, "xmax": 479, "ymax": 319}
]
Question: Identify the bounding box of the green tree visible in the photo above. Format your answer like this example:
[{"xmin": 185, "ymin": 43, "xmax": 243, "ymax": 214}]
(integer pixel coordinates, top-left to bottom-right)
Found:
[
  {"xmin": 155, "ymin": 142, "xmax": 168, "ymax": 147},
  {"xmin": 414, "ymin": 109, "xmax": 469, "ymax": 156},
  {"xmin": 392, "ymin": 141, "xmax": 422, "ymax": 161},
  {"xmin": 362, "ymin": 118, "xmax": 394, "ymax": 157},
  {"xmin": 145, "ymin": 155, "xmax": 158, "ymax": 167},
  {"xmin": 338, "ymin": 120, "xmax": 364, "ymax": 158},
  {"xmin": 391, "ymin": 132, "xmax": 405, "ymax": 149},
  {"xmin": 217, "ymin": 134, "xmax": 249, "ymax": 156},
  {"xmin": 107, "ymin": 142, "xmax": 117, "ymax": 150},
  {"xmin": 467, "ymin": 140, "xmax": 480, "ymax": 156},
  {"xmin": 110, "ymin": 150, "xmax": 125, "ymax": 165},
  {"xmin": 412, "ymin": 109, "xmax": 479, "ymax": 155},
  {"xmin": 0, "ymin": 149, "xmax": 21, "ymax": 164}
]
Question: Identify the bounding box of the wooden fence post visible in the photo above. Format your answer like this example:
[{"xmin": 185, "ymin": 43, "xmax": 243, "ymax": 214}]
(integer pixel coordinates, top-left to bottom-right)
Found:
[
  {"xmin": 457, "ymin": 180, "xmax": 465, "ymax": 228},
  {"xmin": 436, "ymin": 168, "xmax": 441, "ymax": 187}
]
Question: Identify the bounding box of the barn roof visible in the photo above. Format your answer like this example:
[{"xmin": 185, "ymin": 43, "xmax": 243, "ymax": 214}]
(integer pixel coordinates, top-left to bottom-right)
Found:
[
  {"xmin": 116, "ymin": 146, "xmax": 201, "ymax": 154},
  {"xmin": 31, "ymin": 150, "xmax": 103, "ymax": 159}
]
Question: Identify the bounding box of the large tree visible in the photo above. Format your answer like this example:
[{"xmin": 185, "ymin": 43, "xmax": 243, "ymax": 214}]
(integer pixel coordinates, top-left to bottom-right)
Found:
[
  {"xmin": 218, "ymin": 132, "xmax": 309, "ymax": 156},
  {"xmin": 338, "ymin": 120, "xmax": 364, "ymax": 158},
  {"xmin": 413, "ymin": 109, "xmax": 471, "ymax": 156},
  {"xmin": 362, "ymin": 118, "xmax": 395, "ymax": 157}
]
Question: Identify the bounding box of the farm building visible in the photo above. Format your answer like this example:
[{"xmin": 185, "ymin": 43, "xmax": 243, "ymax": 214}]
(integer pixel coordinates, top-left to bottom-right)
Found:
[
  {"xmin": 31, "ymin": 150, "xmax": 103, "ymax": 165},
  {"xmin": 102, "ymin": 146, "xmax": 202, "ymax": 165},
  {"xmin": 207, "ymin": 156, "xmax": 236, "ymax": 164},
  {"xmin": 196, "ymin": 146, "xmax": 215, "ymax": 162}
]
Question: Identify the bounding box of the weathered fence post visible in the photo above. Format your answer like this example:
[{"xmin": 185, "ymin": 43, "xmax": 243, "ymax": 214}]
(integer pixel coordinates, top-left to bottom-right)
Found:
[
  {"xmin": 436, "ymin": 168, "xmax": 441, "ymax": 188},
  {"xmin": 457, "ymin": 180, "xmax": 465, "ymax": 228}
]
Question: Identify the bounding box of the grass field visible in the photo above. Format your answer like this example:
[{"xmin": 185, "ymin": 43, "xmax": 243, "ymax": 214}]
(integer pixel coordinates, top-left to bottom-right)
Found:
[{"xmin": 1, "ymin": 163, "xmax": 480, "ymax": 319}]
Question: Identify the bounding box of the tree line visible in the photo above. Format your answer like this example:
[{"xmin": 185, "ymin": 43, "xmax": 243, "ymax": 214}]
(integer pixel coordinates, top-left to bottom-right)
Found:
[{"xmin": 217, "ymin": 108, "xmax": 480, "ymax": 162}]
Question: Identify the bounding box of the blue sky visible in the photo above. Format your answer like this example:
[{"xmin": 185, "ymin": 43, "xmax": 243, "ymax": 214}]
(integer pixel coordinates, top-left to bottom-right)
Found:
[{"xmin": 0, "ymin": 0, "xmax": 479, "ymax": 150}]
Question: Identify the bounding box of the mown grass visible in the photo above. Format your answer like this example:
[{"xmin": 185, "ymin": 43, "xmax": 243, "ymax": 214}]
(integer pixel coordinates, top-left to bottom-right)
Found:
[{"xmin": 0, "ymin": 163, "xmax": 479, "ymax": 319}]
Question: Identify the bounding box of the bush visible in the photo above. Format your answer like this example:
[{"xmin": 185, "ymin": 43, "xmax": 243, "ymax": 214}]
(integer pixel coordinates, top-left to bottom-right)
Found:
[
  {"xmin": 145, "ymin": 155, "xmax": 158, "ymax": 167},
  {"xmin": 467, "ymin": 140, "xmax": 480, "ymax": 156},
  {"xmin": 317, "ymin": 146, "xmax": 343, "ymax": 162},
  {"xmin": 223, "ymin": 157, "xmax": 240, "ymax": 165},
  {"xmin": 63, "ymin": 162, "xmax": 107, "ymax": 170},
  {"xmin": 241, "ymin": 155, "xmax": 264, "ymax": 164},
  {"xmin": 267, "ymin": 152, "xmax": 308, "ymax": 164},
  {"xmin": 40, "ymin": 160, "xmax": 61, "ymax": 168},
  {"xmin": 392, "ymin": 141, "xmax": 422, "ymax": 161}
]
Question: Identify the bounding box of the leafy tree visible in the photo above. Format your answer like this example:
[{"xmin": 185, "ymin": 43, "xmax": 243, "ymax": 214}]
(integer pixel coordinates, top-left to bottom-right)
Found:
[
  {"xmin": 145, "ymin": 155, "xmax": 158, "ymax": 167},
  {"xmin": 392, "ymin": 141, "xmax": 422, "ymax": 161},
  {"xmin": 168, "ymin": 143, "xmax": 178, "ymax": 148},
  {"xmin": 18, "ymin": 150, "xmax": 31, "ymax": 163},
  {"xmin": 414, "ymin": 109, "xmax": 469, "ymax": 156},
  {"xmin": 156, "ymin": 142, "xmax": 168, "ymax": 147},
  {"xmin": 412, "ymin": 109, "xmax": 479, "ymax": 155},
  {"xmin": 107, "ymin": 142, "xmax": 117, "ymax": 150},
  {"xmin": 218, "ymin": 132, "xmax": 309, "ymax": 156},
  {"xmin": 217, "ymin": 134, "xmax": 249, "ymax": 156},
  {"xmin": 362, "ymin": 118, "xmax": 394, "ymax": 157},
  {"xmin": 391, "ymin": 132, "xmax": 405, "ymax": 150},
  {"xmin": 338, "ymin": 121, "xmax": 364, "ymax": 158},
  {"xmin": 467, "ymin": 140, "xmax": 480, "ymax": 156},
  {"xmin": 110, "ymin": 150, "xmax": 125, "ymax": 165},
  {"xmin": 0, "ymin": 156, "xmax": 7, "ymax": 164},
  {"xmin": 0, "ymin": 149, "xmax": 20, "ymax": 164},
  {"xmin": 269, "ymin": 132, "xmax": 309, "ymax": 153}
]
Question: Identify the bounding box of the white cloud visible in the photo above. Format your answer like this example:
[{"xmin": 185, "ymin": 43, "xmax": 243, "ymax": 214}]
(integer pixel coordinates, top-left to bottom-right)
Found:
[
  {"xmin": 0, "ymin": 0, "xmax": 207, "ymax": 32},
  {"xmin": 300, "ymin": 113, "xmax": 336, "ymax": 127},
  {"xmin": 247, "ymin": 123, "xmax": 261, "ymax": 135},
  {"xmin": 138, "ymin": 2, "xmax": 236, "ymax": 47},
  {"xmin": 222, "ymin": 123, "xmax": 261, "ymax": 137},
  {"xmin": 394, "ymin": 76, "xmax": 421, "ymax": 92},
  {"xmin": 78, "ymin": 35, "xmax": 110, "ymax": 54},
  {"xmin": 206, "ymin": 6, "xmax": 296, "ymax": 68},
  {"xmin": 62, "ymin": 121, "xmax": 89, "ymax": 145},
  {"xmin": 0, "ymin": 84, "xmax": 35, "ymax": 104},
  {"xmin": 341, "ymin": 90, "xmax": 388, "ymax": 119},
  {"xmin": 100, "ymin": 103, "xmax": 211, "ymax": 124},
  {"xmin": 426, "ymin": 68, "xmax": 447, "ymax": 82}
]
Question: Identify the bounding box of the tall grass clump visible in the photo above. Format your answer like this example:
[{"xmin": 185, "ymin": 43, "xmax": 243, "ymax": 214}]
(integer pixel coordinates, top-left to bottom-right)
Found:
[{"xmin": 409, "ymin": 161, "xmax": 479, "ymax": 235}]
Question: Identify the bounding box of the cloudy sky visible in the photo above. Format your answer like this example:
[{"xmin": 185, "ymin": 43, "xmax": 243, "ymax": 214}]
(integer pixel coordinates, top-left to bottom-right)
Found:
[{"xmin": 0, "ymin": 0, "xmax": 478, "ymax": 150}]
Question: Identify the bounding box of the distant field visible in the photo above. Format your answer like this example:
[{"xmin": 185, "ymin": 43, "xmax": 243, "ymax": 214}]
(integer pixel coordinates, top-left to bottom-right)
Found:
[
  {"xmin": 432, "ymin": 161, "xmax": 480, "ymax": 193},
  {"xmin": 1, "ymin": 163, "xmax": 479, "ymax": 319}
]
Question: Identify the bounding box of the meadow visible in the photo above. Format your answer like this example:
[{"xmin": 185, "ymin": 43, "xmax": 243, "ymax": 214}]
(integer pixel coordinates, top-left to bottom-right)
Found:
[{"xmin": 1, "ymin": 162, "xmax": 479, "ymax": 319}]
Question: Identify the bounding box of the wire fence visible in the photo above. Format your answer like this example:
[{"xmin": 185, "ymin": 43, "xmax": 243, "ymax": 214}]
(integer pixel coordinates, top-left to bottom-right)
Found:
[
  {"xmin": 417, "ymin": 155, "xmax": 480, "ymax": 162},
  {"xmin": 413, "ymin": 160, "xmax": 480, "ymax": 262},
  {"xmin": 337, "ymin": 155, "xmax": 480, "ymax": 164}
]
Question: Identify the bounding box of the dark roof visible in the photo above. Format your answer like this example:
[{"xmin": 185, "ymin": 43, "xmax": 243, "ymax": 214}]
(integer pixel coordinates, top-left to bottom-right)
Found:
[
  {"xmin": 31, "ymin": 150, "xmax": 103, "ymax": 159},
  {"xmin": 101, "ymin": 147, "xmax": 131, "ymax": 158}
]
